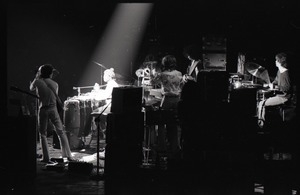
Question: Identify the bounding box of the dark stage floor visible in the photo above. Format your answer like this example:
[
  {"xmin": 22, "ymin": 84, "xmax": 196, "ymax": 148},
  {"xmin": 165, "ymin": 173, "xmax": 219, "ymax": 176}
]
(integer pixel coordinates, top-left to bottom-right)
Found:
[{"xmin": 1, "ymin": 122, "xmax": 300, "ymax": 195}]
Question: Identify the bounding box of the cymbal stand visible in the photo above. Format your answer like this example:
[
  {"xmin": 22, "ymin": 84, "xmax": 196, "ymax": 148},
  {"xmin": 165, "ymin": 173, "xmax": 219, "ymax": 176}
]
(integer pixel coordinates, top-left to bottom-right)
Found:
[
  {"xmin": 90, "ymin": 102, "xmax": 111, "ymax": 181},
  {"xmin": 141, "ymin": 107, "xmax": 156, "ymax": 168}
]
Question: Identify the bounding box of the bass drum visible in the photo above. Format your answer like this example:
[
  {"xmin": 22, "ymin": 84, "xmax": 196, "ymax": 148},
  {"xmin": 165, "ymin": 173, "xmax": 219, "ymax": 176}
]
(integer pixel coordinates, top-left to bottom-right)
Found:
[{"xmin": 63, "ymin": 99, "xmax": 84, "ymax": 150}]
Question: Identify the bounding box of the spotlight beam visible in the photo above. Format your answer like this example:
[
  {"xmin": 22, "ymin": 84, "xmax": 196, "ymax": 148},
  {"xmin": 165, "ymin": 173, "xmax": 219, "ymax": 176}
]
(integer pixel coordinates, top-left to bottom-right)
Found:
[{"xmin": 80, "ymin": 3, "xmax": 153, "ymax": 87}]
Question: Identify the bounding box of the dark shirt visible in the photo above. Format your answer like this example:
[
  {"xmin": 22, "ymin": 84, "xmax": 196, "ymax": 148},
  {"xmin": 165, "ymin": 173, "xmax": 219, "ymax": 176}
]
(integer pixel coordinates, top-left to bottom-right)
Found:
[{"xmin": 273, "ymin": 70, "xmax": 292, "ymax": 98}]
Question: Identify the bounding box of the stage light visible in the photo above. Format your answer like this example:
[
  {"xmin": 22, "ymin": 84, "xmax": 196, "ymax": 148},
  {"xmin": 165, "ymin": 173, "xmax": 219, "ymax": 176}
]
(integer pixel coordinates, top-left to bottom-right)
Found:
[{"xmin": 79, "ymin": 3, "xmax": 153, "ymax": 88}]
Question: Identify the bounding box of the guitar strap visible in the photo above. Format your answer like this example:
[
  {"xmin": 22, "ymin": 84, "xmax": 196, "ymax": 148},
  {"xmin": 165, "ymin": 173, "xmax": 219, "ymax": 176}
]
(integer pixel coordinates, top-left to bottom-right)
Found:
[{"xmin": 41, "ymin": 79, "xmax": 63, "ymax": 108}]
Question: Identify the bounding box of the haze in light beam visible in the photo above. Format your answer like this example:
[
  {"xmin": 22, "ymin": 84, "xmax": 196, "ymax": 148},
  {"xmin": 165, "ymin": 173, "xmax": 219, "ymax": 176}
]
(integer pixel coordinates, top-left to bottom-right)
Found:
[{"xmin": 81, "ymin": 3, "xmax": 153, "ymax": 87}]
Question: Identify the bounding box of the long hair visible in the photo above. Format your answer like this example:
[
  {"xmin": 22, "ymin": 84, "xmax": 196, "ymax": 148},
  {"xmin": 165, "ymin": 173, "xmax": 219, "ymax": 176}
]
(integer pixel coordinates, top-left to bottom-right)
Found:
[{"xmin": 161, "ymin": 55, "xmax": 177, "ymax": 71}]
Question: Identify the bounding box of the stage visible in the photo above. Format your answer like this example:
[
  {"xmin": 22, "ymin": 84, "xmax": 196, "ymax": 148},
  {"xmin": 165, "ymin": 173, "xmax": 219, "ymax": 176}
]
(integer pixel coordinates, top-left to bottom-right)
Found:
[{"xmin": 1, "ymin": 120, "xmax": 300, "ymax": 195}]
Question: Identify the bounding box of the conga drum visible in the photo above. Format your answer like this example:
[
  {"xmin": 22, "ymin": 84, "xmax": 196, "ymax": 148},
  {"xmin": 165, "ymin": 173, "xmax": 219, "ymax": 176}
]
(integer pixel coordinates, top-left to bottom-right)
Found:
[
  {"xmin": 63, "ymin": 99, "xmax": 83, "ymax": 150},
  {"xmin": 77, "ymin": 97, "xmax": 93, "ymax": 137}
]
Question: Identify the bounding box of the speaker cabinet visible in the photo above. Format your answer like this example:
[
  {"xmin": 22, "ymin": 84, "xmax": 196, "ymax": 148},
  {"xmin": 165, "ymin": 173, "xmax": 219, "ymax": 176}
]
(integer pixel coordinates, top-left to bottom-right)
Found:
[
  {"xmin": 105, "ymin": 112, "xmax": 144, "ymax": 177},
  {"xmin": 202, "ymin": 53, "xmax": 226, "ymax": 71},
  {"xmin": 104, "ymin": 143, "xmax": 143, "ymax": 177},
  {"xmin": 3, "ymin": 116, "xmax": 37, "ymax": 181},
  {"xmin": 197, "ymin": 71, "xmax": 229, "ymax": 103},
  {"xmin": 111, "ymin": 86, "xmax": 143, "ymax": 114},
  {"xmin": 106, "ymin": 112, "xmax": 144, "ymax": 145},
  {"xmin": 202, "ymin": 36, "xmax": 227, "ymax": 51}
]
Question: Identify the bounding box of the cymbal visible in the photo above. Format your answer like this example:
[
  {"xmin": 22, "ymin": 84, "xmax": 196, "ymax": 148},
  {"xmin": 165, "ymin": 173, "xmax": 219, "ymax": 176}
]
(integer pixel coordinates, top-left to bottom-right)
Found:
[
  {"xmin": 245, "ymin": 62, "xmax": 270, "ymax": 84},
  {"xmin": 245, "ymin": 62, "xmax": 264, "ymax": 74}
]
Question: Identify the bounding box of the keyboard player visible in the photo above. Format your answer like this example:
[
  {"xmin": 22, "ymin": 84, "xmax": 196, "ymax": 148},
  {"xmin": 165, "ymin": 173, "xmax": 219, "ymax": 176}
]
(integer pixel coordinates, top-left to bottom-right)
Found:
[
  {"xmin": 92, "ymin": 68, "xmax": 119, "ymax": 113},
  {"xmin": 88, "ymin": 68, "xmax": 119, "ymax": 141}
]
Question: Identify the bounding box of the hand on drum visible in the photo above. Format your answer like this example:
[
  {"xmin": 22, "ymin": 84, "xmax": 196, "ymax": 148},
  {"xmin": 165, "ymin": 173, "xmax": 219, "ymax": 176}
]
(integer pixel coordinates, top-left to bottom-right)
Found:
[
  {"xmin": 93, "ymin": 83, "xmax": 101, "ymax": 91},
  {"xmin": 263, "ymin": 83, "xmax": 275, "ymax": 90},
  {"xmin": 268, "ymin": 83, "xmax": 274, "ymax": 90}
]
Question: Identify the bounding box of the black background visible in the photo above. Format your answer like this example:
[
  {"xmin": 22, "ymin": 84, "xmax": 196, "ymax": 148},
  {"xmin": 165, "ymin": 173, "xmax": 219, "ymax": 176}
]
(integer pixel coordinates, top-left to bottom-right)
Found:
[{"xmin": 2, "ymin": 0, "xmax": 300, "ymax": 118}]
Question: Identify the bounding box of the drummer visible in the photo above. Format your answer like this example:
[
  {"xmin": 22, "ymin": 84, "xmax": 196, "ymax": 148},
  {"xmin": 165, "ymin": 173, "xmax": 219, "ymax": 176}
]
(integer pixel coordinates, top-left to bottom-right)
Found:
[{"xmin": 257, "ymin": 52, "xmax": 293, "ymax": 128}]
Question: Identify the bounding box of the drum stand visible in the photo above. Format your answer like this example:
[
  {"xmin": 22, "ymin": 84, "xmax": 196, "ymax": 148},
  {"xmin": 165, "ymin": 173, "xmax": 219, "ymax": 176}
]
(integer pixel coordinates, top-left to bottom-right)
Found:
[{"xmin": 90, "ymin": 102, "xmax": 110, "ymax": 181}]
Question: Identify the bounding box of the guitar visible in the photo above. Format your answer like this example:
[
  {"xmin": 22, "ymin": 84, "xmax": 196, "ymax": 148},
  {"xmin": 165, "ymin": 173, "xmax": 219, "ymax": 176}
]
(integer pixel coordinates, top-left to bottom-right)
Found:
[
  {"xmin": 56, "ymin": 96, "xmax": 64, "ymax": 115},
  {"xmin": 182, "ymin": 60, "xmax": 201, "ymax": 84},
  {"xmin": 41, "ymin": 79, "xmax": 65, "ymax": 115}
]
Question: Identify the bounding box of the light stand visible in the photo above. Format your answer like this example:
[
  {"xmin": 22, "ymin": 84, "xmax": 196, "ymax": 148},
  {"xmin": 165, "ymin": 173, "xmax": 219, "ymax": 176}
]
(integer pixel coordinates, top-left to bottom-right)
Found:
[{"xmin": 90, "ymin": 102, "xmax": 111, "ymax": 181}]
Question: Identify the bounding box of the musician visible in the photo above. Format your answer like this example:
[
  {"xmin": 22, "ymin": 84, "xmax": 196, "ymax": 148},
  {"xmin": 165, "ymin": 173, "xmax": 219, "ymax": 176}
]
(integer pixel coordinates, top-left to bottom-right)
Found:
[
  {"xmin": 90, "ymin": 68, "xmax": 118, "ymax": 106},
  {"xmin": 182, "ymin": 44, "xmax": 204, "ymax": 83},
  {"xmin": 257, "ymin": 52, "xmax": 293, "ymax": 128},
  {"xmin": 90, "ymin": 68, "xmax": 119, "ymax": 139},
  {"xmin": 30, "ymin": 64, "xmax": 76, "ymax": 163},
  {"xmin": 151, "ymin": 55, "xmax": 182, "ymax": 161}
]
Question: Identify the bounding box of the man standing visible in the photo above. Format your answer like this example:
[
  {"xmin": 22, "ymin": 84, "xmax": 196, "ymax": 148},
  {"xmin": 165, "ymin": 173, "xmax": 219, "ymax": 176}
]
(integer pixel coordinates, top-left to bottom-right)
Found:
[
  {"xmin": 30, "ymin": 64, "xmax": 76, "ymax": 163},
  {"xmin": 182, "ymin": 44, "xmax": 203, "ymax": 84}
]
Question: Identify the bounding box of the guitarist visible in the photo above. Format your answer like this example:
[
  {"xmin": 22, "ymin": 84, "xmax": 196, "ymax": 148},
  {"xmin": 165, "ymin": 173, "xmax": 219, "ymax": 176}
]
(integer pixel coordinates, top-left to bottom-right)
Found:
[
  {"xmin": 182, "ymin": 44, "xmax": 204, "ymax": 84},
  {"xmin": 30, "ymin": 64, "xmax": 77, "ymax": 163}
]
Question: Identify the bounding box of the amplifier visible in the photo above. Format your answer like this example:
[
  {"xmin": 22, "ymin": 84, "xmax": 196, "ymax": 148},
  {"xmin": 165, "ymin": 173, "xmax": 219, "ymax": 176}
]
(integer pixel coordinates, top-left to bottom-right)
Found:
[{"xmin": 111, "ymin": 86, "xmax": 143, "ymax": 114}]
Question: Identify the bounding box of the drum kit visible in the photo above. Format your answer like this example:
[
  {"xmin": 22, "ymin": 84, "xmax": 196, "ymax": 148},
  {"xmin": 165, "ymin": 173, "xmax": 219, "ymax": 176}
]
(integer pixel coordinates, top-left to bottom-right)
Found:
[
  {"xmin": 245, "ymin": 62, "xmax": 271, "ymax": 84},
  {"xmin": 230, "ymin": 62, "xmax": 272, "ymax": 89},
  {"xmin": 229, "ymin": 61, "xmax": 275, "ymax": 103},
  {"xmin": 244, "ymin": 62, "xmax": 278, "ymax": 101}
]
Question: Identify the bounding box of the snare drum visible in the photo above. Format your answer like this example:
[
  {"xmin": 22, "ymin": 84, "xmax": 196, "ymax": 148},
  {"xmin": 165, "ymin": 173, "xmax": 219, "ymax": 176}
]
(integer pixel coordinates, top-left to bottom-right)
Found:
[{"xmin": 257, "ymin": 89, "xmax": 277, "ymax": 101}]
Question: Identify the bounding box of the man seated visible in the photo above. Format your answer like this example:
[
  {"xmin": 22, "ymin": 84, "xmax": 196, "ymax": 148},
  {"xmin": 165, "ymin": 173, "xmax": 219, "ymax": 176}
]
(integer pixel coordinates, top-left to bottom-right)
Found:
[{"xmin": 257, "ymin": 52, "xmax": 294, "ymax": 128}]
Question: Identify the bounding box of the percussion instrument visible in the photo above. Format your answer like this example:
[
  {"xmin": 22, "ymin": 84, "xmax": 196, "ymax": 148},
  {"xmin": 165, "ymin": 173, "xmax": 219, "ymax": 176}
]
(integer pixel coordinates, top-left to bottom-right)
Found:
[
  {"xmin": 229, "ymin": 74, "xmax": 243, "ymax": 89},
  {"xmin": 75, "ymin": 92, "xmax": 106, "ymax": 110},
  {"xmin": 245, "ymin": 62, "xmax": 271, "ymax": 84},
  {"xmin": 63, "ymin": 99, "xmax": 83, "ymax": 149},
  {"xmin": 229, "ymin": 74, "xmax": 263, "ymax": 90},
  {"xmin": 64, "ymin": 99, "xmax": 80, "ymax": 134},
  {"xmin": 241, "ymin": 81, "xmax": 262, "ymax": 89},
  {"xmin": 64, "ymin": 92, "xmax": 107, "ymax": 138},
  {"xmin": 256, "ymin": 89, "xmax": 280, "ymax": 101}
]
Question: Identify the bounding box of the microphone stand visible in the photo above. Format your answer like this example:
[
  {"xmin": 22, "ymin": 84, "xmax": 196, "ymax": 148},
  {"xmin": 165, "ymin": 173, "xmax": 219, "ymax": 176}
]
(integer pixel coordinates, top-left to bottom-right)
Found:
[{"xmin": 90, "ymin": 101, "xmax": 111, "ymax": 181}]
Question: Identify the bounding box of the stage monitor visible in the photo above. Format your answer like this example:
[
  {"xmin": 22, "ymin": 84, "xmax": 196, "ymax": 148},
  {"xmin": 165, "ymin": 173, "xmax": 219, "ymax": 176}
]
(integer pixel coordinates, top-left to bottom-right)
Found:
[{"xmin": 202, "ymin": 53, "xmax": 226, "ymax": 71}]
